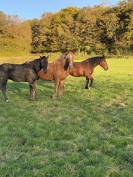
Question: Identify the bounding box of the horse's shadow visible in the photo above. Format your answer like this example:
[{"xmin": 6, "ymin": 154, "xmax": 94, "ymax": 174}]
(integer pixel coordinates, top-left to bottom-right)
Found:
[
  {"xmin": 5, "ymin": 80, "xmax": 54, "ymax": 100},
  {"xmin": 37, "ymin": 80, "xmax": 54, "ymax": 97},
  {"xmin": 8, "ymin": 81, "xmax": 27, "ymax": 92},
  {"xmin": 38, "ymin": 80, "xmax": 54, "ymax": 90}
]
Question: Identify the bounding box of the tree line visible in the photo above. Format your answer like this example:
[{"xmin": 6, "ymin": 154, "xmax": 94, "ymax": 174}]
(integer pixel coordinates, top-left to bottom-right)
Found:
[
  {"xmin": 0, "ymin": 0, "xmax": 133, "ymax": 56},
  {"xmin": 0, "ymin": 12, "xmax": 31, "ymax": 56}
]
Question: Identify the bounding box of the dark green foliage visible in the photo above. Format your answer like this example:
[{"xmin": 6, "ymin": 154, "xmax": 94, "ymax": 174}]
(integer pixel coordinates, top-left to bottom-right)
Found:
[{"xmin": 30, "ymin": 1, "xmax": 133, "ymax": 54}]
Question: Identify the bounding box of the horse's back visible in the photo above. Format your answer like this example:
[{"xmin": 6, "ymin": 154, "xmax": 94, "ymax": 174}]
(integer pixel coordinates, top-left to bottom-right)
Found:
[
  {"xmin": 0, "ymin": 63, "xmax": 12, "ymax": 71},
  {"xmin": 0, "ymin": 63, "xmax": 26, "ymax": 71},
  {"xmin": 0, "ymin": 63, "xmax": 33, "ymax": 82}
]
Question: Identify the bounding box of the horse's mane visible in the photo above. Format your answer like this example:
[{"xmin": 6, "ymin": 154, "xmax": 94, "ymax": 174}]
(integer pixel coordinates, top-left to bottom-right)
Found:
[
  {"xmin": 53, "ymin": 53, "xmax": 70, "ymax": 70},
  {"xmin": 24, "ymin": 58, "xmax": 41, "ymax": 65},
  {"xmin": 84, "ymin": 56, "xmax": 105, "ymax": 64}
]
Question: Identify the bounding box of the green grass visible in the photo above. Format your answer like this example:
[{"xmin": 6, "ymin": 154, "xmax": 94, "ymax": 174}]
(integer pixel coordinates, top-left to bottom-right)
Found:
[{"xmin": 0, "ymin": 58, "xmax": 133, "ymax": 177}]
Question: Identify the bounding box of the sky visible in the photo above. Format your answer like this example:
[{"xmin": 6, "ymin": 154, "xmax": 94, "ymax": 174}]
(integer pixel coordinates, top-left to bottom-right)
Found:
[{"xmin": 0, "ymin": 0, "xmax": 119, "ymax": 20}]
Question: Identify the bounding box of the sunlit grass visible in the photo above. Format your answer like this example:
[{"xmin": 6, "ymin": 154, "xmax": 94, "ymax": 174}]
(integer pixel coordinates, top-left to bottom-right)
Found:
[
  {"xmin": 0, "ymin": 57, "xmax": 133, "ymax": 177},
  {"xmin": 0, "ymin": 53, "xmax": 132, "ymax": 64}
]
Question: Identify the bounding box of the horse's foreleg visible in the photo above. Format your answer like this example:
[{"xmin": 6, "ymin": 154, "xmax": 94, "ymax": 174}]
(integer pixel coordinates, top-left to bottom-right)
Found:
[
  {"xmin": 29, "ymin": 81, "xmax": 37, "ymax": 100},
  {"xmin": 89, "ymin": 78, "xmax": 94, "ymax": 87},
  {"xmin": 85, "ymin": 77, "xmax": 89, "ymax": 89},
  {"xmin": 58, "ymin": 80, "xmax": 64, "ymax": 97},
  {"xmin": 53, "ymin": 80, "xmax": 60, "ymax": 98},
  {"xmin": 85, "ymin": 75, "xmax": 93, "ymax": 89},
  {"xmin": 1, "ymin": 81, "xmax": 8, "ymax": 102}
]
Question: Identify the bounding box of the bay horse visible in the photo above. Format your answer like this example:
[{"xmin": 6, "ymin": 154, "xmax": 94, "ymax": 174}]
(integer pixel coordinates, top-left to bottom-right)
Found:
[
  {"xmin": 70, "ymin": 56, "xmax": 108, "ymax": 89},
  {"xmin": 38, "ymin": 51, "xmax": 75, "ymax": 98},
  {"xmin": 0, "ymin": 56, "xmax": 48, "ymax": 102}
]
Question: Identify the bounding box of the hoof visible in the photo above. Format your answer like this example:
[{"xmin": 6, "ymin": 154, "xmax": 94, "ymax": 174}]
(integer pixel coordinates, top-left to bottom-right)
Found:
[
  {"xmin": 29, "ymin": 97, "xmax": 35, "ymax": 101},
  {"xmin": 85, "ymin": 87, "xmax": 91, "ymax": 90},
  {"xmin": 52, "ymin": 95, "xmax": 57, "ymax": 99},
  {"xmin": 52, "ymin": 95, "xmax": 57, "ymax": 100}
]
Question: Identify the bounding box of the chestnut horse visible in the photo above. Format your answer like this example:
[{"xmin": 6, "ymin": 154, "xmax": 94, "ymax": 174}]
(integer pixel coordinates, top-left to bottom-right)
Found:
[
  {"xmin": 38, "ymin": 51, "xmax": 75, "ymax": 98},
  {"xmin": 70, "ymin": 56, "xmax": 108, "ymax": 89}
]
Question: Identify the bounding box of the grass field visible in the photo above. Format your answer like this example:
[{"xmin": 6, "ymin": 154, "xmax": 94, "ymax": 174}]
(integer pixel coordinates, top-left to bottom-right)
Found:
[{"xmin": 0, "ymin": 56, "xmax": 133, "ymax": 177}]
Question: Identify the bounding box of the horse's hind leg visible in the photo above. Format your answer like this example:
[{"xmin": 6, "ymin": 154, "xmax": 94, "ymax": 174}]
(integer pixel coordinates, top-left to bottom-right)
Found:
[
  {"xmin": 0, "ymin": 81, "xmax": 8, "ymax": 102},
  {"xmin": 29, "ymin": 81, "xmax": 37, "ymax": 100},
  {"xmin": 85, "ymin": 77, "xmax": 89, "ymax": 89},
  {"xmin": 85, "ymin": 76, "xmax": 93, "ymax": 89}
]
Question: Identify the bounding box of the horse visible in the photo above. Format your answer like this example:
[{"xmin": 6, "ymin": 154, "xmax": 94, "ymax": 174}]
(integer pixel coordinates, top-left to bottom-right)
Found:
[
  {"xmin": 38, "ymin": 51, "xmax": 75, "ymax": 98},
  {"xmin": 70, "ymin": 55, "xmax": 108, "ymax": 89},
  {"xmin": 0, "ymin": 56, "xmax": 48, "ymax": 102}
]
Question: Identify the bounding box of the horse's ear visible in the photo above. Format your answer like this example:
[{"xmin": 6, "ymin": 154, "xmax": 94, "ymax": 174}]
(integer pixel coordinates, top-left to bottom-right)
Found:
[
  {"xmin": 103, "ymin": 54, "xmax": 104, "ymax": 57},
  {"xmin": 64, "ymin": 59, "xmax": 69, "ymax": 70},
  {"xmin": 71, "ymin": 49, "xmax": 77, "ymax": 54},
  {"xmin": 102, "ymin": 53, "xmax": 105, "ymax": 58}
]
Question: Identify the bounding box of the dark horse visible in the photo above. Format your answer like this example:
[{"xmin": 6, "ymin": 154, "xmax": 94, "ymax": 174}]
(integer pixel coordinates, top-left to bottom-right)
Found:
[
  {"xmin": 70, "ymin": 56, "xmax": 108, "ymax": 89},
  {"xmin": 0, "ymin": 56, "xmax": 48, "ymax": 102}
]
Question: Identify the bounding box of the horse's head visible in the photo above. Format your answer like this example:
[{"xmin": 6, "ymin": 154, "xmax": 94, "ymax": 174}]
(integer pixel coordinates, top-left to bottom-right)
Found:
[
  {"xmin": 40, "ymin": 55, "xmax": 49, "ymax": 73},
  {"xmin": 99, "ymin": 56, "xmax": 108, "ymax": 71},
  {"xmin": 64, "ymin": 50, "xmax": 76, "ymax": 70}
]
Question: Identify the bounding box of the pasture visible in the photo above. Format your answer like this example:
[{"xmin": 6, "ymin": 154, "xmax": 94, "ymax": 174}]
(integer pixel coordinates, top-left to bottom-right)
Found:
[{"xmin": 0, "ymin": 56, "xmax": 133, "ymax": 177}]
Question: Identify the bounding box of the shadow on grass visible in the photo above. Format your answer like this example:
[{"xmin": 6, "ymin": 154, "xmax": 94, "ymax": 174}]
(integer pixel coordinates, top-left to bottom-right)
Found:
[
  {"xmin": 4, "ymin": 80, "xmax": 54, "ymax": 100},
  {"xmin": 1, "ymin": 75, "xmax": 132, "ymax": 104}
]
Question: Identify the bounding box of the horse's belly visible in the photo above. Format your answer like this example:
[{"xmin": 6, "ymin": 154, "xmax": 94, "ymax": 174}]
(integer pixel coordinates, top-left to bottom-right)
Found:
[
  {"xmin": 38, "ymin": 70, "xmax": 54, "ymax": 81},
  {"xmin": 71, "ymin": 69, "xmax": 84, "ymax": 77},
  {"xmin": 41, "ymin": 74, "xmax": 53, "ymax": 80},
  {"xmin": 8, "ymin": 69, "xmax": 27, "ymax": 82},
  {"xmin": 9, "ymin": 75, "xmax": 26, "ymax": 82}
]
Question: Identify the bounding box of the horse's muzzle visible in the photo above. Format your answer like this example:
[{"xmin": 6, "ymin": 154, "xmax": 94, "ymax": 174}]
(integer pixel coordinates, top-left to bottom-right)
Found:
[
  {"xmin": 69, "ymin": 63, "xmax": 73, "ymax": 69},
  {"xmin": 104, "ymin": 65, "xmax": 108, "ymax": 71}
]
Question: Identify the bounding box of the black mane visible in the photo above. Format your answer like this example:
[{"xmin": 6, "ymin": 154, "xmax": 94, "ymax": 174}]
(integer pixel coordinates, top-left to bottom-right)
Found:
[
  {"xmin": 84, "ymin": 56, "xmax": 105, "ymax": 64},
  {"xmin": 24, "ymin": 58, "xmax": 41, "ymax": 66},
  {"xmin": 24, "ymin": 58, "xmax": 42, "ymax": 72}
]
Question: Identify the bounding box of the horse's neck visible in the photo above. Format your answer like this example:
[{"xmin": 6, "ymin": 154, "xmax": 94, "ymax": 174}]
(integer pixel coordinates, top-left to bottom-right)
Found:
[
  {"xmin": 89, "ymin": 61, "xmax": 99, "ymax": 68},
  {"xmin": 71, "ymin": 62, "xmax": 79, "ymax": 68},
  {"xmin": 53, "ymin": 56, "xmax": 65, "ymax": 66},
  {"xmin": 30, "ymin": 60, "xmax": 40, "ymax": 72}
]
